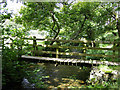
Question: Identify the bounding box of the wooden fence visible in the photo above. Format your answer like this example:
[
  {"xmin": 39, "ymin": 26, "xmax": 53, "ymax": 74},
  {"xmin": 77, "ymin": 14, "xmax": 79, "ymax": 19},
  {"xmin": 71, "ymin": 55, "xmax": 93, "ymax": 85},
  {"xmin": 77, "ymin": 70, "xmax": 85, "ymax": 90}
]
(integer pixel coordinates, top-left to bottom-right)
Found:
[
  {"xmin": 3, "ymin": 36, "xmax": 120, "ymax": 62},
  {"xmin": 23, "ymin": 36, "xmax": 119, "ymax": 61}
]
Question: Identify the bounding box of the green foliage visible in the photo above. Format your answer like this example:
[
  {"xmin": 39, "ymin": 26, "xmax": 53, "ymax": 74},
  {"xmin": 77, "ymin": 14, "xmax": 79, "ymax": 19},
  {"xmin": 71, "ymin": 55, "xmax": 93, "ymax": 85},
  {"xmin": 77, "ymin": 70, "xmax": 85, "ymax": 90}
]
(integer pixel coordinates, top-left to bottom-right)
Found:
[
  {"xmin": 15, "ymin": 2, "xmax": 119, "ymax": 43},
  {"xmin": 15, "ymin": 2, "xmax": 57, "ymax": 30},
  {"xmin": 86, "ymin": 50, "xmax": 105, "ymax": 60},
  {"xmin": 2, "ymin": 47, "xmax": 27, "ymax": 86},
  {"xmin": 1, "ymin": 2, "xmax": 30, "ymax": 88},
  {"xmin": 87, "ymin": 77, "xmax": 118, "ymax": 89},
  {"xmin": 98, "ymin": 65, "xmax": 112, "ymax": 73},
  {"xmin": 86, "ymin": 65, "xmax": 118, "ymax": 89},
  {"xmin": 1, "ymin": 1, "xmax": 120, "ymax": 89},
  {"xmin": 25, "ymin": 66, "xmax": 48, "ymax": 88}
]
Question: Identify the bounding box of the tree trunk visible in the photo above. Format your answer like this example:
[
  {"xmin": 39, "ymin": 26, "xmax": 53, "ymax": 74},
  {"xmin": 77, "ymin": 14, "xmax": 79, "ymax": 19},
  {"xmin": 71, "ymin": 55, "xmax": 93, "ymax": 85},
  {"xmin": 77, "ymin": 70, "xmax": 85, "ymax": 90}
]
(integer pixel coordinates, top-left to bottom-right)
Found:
[{"xmin": 50, "ymin": 12, "xmax": 60, "ymax": 45}]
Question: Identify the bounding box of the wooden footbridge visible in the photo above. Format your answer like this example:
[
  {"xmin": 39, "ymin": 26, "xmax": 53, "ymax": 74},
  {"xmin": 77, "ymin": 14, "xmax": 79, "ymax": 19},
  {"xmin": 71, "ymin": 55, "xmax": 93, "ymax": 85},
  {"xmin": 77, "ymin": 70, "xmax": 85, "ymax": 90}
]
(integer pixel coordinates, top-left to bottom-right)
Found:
[
  {"xmin": 4, "ymin": 36, "xmax": 120, "ymax": 66},
  {"xmin": 21, "ymin": 55, "xmax": 120, "ymax": 66}
]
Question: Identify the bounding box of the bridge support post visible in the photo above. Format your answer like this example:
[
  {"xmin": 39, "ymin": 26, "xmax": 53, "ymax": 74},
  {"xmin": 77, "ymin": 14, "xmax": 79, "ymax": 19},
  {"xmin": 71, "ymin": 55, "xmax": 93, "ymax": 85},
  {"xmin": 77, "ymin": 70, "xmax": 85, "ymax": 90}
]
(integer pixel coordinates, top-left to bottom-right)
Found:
[
  {"xmin": 56, "ymin": 48, "xmax": 59, "ymax": 58},
  {"xmin": 33, "ymin": 36, "xmax": 38, "ymax": 56},
  {"xmin": 82, "ymin": 43, "xmax": 86, "ymax": 60},
  {"xmin": 56, "ymin": 41, "xmax": 59, "ymax": 58}
]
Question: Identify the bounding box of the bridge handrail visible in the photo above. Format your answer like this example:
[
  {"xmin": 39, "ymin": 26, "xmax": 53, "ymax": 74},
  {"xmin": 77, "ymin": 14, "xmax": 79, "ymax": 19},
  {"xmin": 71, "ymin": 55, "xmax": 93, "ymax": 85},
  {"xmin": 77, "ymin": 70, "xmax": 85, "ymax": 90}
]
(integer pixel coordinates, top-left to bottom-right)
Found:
[
  {"xmin": 2, "ymin": 36, "xmax": 120, "ymax": 59},
  {"xmin": 34, "ymin": 50, "xmax": 117, "ymax": 58}
]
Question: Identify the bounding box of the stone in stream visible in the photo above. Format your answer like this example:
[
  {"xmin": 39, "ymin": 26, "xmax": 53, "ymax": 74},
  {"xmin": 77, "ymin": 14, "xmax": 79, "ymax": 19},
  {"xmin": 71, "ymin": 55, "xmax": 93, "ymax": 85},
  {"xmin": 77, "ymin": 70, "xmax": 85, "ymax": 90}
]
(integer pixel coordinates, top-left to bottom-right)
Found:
[
  {"xmin": 87, "ymin": 66, "xmax": 119, "ymax": 86},
  {"xmin": 22, "ymin": 78, "xmax": 35, "ymax": 88}
]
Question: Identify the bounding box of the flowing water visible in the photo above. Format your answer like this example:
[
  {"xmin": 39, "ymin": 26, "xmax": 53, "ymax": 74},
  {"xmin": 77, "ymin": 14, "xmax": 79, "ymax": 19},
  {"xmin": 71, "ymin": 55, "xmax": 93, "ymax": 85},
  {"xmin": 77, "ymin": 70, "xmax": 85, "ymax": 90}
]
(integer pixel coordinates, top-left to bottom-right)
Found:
[{"xmin": 25, "ymin": 62, "xmax": 91, "ymax": 88}]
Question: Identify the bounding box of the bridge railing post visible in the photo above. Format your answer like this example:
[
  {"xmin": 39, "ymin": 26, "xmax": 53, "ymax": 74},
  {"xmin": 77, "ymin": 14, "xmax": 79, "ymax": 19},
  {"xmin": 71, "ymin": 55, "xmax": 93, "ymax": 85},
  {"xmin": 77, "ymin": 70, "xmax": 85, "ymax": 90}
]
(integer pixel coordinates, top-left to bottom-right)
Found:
[
  {"xmin": 56, "ymin": 48, "xmax": 59, "ymax": 58},
  {"xmin": 83, "ymin": 43, "xmax": 86, "ymax": 60},
  {"xmin": 33, "ymin": 36, "xmax": 37, "ymax": 56},
  {"xmin": 56, "ymin": 42, "xmax": 59, "ymax": 58}
]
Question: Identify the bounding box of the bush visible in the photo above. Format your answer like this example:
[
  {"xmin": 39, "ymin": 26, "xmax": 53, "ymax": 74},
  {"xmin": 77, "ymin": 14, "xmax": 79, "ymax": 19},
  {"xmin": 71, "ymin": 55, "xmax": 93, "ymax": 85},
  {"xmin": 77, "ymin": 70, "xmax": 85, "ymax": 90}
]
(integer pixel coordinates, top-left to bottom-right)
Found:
[{"xmin": 2, "ymin": 46, "xmax": 27, "ymax": 89}]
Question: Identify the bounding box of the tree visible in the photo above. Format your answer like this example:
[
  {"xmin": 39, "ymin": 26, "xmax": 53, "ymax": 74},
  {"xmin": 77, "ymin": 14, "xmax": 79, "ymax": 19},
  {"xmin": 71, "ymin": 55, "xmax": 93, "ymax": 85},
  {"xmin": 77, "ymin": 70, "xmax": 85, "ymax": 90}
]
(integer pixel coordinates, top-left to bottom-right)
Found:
[
  {"xmin": 61, "ymin": 2, "xmax": 119, "ymax": 40},
  {"xmin": 1, "ymin": 2, "xmax": 29, "ymax": 88},
  {"xmin": 15, "ymin": 1, "xmax": 119, "ymax": 43},
  {"xmin": 15, "ymin": 2, "xmax": 62, "ymax": 44}
]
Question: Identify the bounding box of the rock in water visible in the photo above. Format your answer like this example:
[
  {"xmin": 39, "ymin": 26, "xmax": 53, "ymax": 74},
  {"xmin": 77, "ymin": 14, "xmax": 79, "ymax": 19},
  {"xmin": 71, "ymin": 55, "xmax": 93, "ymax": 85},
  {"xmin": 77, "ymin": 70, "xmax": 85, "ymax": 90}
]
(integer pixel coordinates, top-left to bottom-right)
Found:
[
  {"xmin": 22, "ymin": 78, "xmax": 35, "ymax": 88},
  {"xmin": 87, "ymin": 66, "xmax": 119, "ymax": 86}
]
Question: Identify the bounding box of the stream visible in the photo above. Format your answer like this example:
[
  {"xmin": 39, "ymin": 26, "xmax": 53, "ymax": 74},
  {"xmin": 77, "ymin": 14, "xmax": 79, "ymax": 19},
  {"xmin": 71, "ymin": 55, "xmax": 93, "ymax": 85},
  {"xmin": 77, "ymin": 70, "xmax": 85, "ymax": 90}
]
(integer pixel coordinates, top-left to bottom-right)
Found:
[{"xmin": 23, "ymin": 62, "xmax": 91, "ymax": 88}]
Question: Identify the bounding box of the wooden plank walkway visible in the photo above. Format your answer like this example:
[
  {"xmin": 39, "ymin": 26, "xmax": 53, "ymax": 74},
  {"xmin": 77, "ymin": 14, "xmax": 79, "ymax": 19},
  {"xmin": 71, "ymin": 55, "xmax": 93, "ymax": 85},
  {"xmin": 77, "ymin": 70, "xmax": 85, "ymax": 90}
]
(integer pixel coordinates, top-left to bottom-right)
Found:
[{"xmin": 21, "ymin": 55, "xmax": 120, "ymax": 66}]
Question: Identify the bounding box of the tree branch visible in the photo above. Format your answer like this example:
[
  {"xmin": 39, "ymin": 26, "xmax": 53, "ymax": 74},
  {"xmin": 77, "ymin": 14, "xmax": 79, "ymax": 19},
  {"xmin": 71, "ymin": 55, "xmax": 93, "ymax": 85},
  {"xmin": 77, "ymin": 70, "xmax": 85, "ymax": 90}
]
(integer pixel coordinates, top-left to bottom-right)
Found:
[
  {"xmin": 50, "ymin": 12, "xmax": 61, "ymax": 45},
  {"xmin": 51, "ymin": 15, "xmax": 57, "ymax": 33},
  {"xmin": 71, "ymin": 15, "xmax": 87, "ymax": 40}
]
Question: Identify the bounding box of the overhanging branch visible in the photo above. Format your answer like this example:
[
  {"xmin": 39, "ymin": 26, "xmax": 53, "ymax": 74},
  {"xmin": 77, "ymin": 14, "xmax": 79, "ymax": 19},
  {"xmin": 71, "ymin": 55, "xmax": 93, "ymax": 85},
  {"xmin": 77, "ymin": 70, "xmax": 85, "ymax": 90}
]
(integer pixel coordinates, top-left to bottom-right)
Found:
[{"xmin": 50, "ymin": 12, "xmax": 60, "ymax": 45}]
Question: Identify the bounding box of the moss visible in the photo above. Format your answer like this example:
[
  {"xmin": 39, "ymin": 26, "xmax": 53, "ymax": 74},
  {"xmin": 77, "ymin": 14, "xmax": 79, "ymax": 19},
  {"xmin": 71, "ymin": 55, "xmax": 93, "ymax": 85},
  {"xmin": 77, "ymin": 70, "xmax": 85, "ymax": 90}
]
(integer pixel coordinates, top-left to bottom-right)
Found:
[{"xmin": 98, "ymin": 65, "xmax": 113, "ymax": 73}]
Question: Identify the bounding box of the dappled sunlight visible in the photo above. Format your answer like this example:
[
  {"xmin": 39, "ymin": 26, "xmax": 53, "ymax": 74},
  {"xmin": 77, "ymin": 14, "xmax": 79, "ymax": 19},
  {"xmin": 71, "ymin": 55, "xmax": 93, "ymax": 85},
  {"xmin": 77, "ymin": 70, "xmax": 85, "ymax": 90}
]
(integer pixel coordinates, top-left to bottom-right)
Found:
[{"xmin": 2, "ymin": 0, "xmax": 120, "ymax": 89}]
